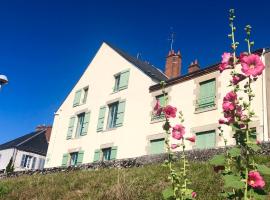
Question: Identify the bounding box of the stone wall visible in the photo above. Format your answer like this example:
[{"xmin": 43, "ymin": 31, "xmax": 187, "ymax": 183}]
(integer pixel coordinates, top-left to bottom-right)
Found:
[{"xmin": 1, "ymin": 142, "xmax": 270, "ymax": 179}]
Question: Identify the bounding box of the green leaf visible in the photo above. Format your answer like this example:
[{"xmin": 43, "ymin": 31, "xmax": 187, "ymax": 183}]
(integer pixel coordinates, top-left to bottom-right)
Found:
[
  {"xmin": 223, "ymin": 174, "xmax": 245, "ymax": 189},
  {"xmin": 209, "ymin": 154, "xmax": 225, "ymax": 166},
  {"xmin": 257, "ymin": 164, "xmax": 270, "ymax": 175},
  {"xmin": 162, "ymin": 187, "xmax": 174, "ymax": 200},
  {"xmin": 228, "ymin": 147, "xmax": 241, "ymax": 157},
  {"xmin": 248, "ymin": 143, "xmax": 261, "ymax": 152},
  {"xmin": 252, "ymin": 190, "xmax": 267, "ymax": 200}
]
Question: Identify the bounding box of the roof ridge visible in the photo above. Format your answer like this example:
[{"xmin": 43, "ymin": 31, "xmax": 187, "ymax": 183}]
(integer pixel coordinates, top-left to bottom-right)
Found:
[{"xmin": 15, "ymin": 128, "xmax": 46, "ymax": 147}]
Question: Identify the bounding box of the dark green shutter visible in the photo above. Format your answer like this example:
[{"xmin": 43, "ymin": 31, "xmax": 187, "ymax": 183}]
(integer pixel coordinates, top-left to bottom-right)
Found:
[
  {"xmin": 115, "ymin": 100, "xmax": 126, "ymax": 127},
  {"xmin": 119, "ymin": 70, "xmax": 130, "ymax": 90},
  {"xmin": 62, "ymin": 153, "xmax": 69, "ymax": 167},
  {"xmin": 66, "ymin": 117, "xmax": 75, "ymax": 139},
  {"xmin": 157, "ymin": 95, "xmax": 166, "ymax": 107},
  {"xmin": 81, "ymin": 112, "xmax": 90, "ymax": 136},
  {"xmin": 150, "ymin": 139, "xmax": 165, "ymax": 154},
  {"xmin": 196, "ymin": 130, "xmax": 216, "ymax": 149},
  {"xmin": 93, "ymin": 149, "xmax": 101, "ymax": 162},
  {"xmin": 97, "ymin": 106, "xmax": 106, "ymax": 132},
  {"xmin": 77, "ymin": 151, "xmax": 84, "ymax": 165},
  {"xmin": 73, "ymin": 90, "xmax": 82, "ymax": 107},
  {"xmin": 110, "ymin": 146, "xmax": 118, "ymax": 160}
]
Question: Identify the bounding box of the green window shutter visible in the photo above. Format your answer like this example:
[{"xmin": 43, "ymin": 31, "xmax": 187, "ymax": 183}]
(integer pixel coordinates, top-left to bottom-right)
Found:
[
  {"xmin": 97, "ymin": 106, "xmax": 106, "ymax": 132},
  {"xmin": 115, "ymin": 100, "xmax": 126, "ymax": 127},
  {"xmin": 150, "ymin": 139, "xmax": 165, "ymax": 154},
  {"xmin": 81, "ymin": 112, "xmax": 90, "ymax": 136},
  {"xmin": 119, "ymin": 70, "xmax": 130, "ymax": 90},
  {"xmin": 93, "ymin": 149, "xmax": 101, "ymax": 162},
  {"xmin": 77, "ymin": 151, "xmax": 84, "ymax": 165},
  {"xmin": 66, "ymin": 117, "xmax": 75, "ymax": 139},
  {"xmin": 110, "ymin": 146, "xmax": 118, "ymax": 160},
  {"xmin": 62, "ymin": 153, "xmax": 69, "ymax": 167},
  {"xmin": 198, "ymin": 79, "xmax": 216, "ymax": 109},
  {"xmin": 73, "ymin": 90, "xmax": 82, "ymax": 107},
  {"xmin": 156, "ymin": 95, "xmax": 166, "ymax": 107},
  {"xmin": 196, "ymin": 130, "xmax": 216, "ymax": 149}
]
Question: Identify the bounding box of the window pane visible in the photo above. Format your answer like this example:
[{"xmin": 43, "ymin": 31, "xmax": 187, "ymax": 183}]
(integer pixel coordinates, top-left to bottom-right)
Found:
[
  {"xmin": 107, "ymin": 102, "xmax": 118, "ymax": 129},
  {"xmin": 70, "ymin": 152, "xmax": 78, "ymax": 166},
  {"xmin": 102, "ymin": 148, "xmax": 112, "ymax": 161},
  {"xmin": 114, "ymin": 75, "xmax": 120, "ymax": 92},
  {"xmin": 82, "ymin": 87, "xmax": 88, "ymax": 104},
  {"xmin": 76, "ymin": 113, "xmax": 85, "ymax": 137}
]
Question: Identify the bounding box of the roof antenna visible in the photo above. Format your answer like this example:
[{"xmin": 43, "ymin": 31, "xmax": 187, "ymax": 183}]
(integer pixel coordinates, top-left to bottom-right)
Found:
[
  {"xmin": 136, "ymin": 52, "xmax": 142, "ymax": 59},
  {"xmin": 168, "ymin": 27, "xmax": 175, "ymax": 51}
]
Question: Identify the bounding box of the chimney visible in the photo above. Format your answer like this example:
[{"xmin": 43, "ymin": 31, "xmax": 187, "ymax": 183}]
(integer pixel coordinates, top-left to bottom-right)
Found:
[
  {"xmin": 165, "ymin": 50, "xmax": 182, "ymax": 78},
  {"xmin": 188, "ymin": 59, "xmax": 200, "ymax": 73},
  {"xmin": 36, "ymin": 125, "xmax": 52, "ymax": 143},
  {"xmin": 45, "ymin": 126, "xmax": 52, "ymax": 142}
]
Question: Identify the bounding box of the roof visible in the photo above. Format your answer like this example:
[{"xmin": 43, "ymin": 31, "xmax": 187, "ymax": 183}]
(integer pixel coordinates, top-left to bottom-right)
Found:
[
  {"xmin": 150, "ymin": 48, "xmax": 270, "ymax": 92},
  {"xmin": 0, "ymin": 128, "xmax": 49, "ymax": 156},
  {"xmin": 105, "ymin": 42, "xmax": 168, "ymax": 82}
]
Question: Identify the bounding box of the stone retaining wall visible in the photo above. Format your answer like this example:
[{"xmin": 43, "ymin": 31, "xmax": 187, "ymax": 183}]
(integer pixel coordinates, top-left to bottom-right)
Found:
[{"xmin": 1, "ymin": 142, "xmax": 270, "ymax": 179}]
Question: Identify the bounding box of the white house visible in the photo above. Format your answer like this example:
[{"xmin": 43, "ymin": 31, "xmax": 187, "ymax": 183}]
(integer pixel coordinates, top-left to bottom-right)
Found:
[
  {"xmin": 45, "ymin": 42, "xmax": 270, "ymax": 168},
  {"xmin": 0, "ymin": 126, "xmax": 51, "ymax": 171}
]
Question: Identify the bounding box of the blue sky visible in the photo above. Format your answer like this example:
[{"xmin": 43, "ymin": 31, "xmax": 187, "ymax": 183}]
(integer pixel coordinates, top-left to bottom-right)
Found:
[{"xmin": 0, "ymin": 0, "xmax": 270, "ymax": 144}]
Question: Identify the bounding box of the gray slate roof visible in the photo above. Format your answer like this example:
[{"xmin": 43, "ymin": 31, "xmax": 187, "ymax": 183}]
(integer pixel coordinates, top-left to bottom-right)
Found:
[
  {"xmin": 105, "ymin": 42, "xmax": 168, "ymax": 82},
  {"xmin": 0, "ymin": 129, "xmax": 48, "ymax": 156}
]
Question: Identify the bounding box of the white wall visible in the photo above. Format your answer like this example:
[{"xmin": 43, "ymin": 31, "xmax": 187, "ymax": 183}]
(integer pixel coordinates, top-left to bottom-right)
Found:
[
  {"xmin": 45, "ymin": 43, "xmax": 159, "ymax": 168},
  {"xmin": 0, "ymin": 149, "xmax": 14, "ymax": 170}
]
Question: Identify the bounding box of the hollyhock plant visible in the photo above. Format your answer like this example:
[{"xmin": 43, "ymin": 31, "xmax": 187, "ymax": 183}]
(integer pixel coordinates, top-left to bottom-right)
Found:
[
  {"xmin": 172, "ymin": 124, "xmax": 185, "ymax": 140},
  {"xmin": 248, "ymin": 171, "xmax": 265, "ymax": 189},
  {"xmin": 171, "ymin": 144, "xmax": 178, "ymax": 149},
  {"xmin": 222, "ymin": 101, "xmax": 235, "ymax": 112},
  {"xmin": 192, "ymin": 192, "xmax": 197, "ymax": 198},
  {"xmin": 232, "ymin": 73, "xmax": 246, "ymax": 85},
  {"xmin": 163, "ymin": 105, "xmax": 177, "ymax": 118},
  {"xmin": 241, "ymin": 54, "xmax": 265, "ymax": 77}
]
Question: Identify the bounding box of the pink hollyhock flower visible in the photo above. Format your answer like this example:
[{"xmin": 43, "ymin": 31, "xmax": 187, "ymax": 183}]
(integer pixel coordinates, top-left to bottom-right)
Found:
[
  {"xmin": 235, "ymin": 105, "xmax": 243, "ymax": 118},
  {"xmin": 153, "ymin": 100, "xmax": 163, "ymax": 116},
  {"xmin": 219, "ymin": 52, "xmax": 233, "ymax": 72},
  {"xmin": 232, "ymin": 74, "xmax": 246, "ymax": 85},
  {"xmin": 256, "ymin": 140, "xmax": 261, "ymax": 145},
  {"xmin": 248, "ymin": 171, "xmax": 265, "ymax": 189},
  {"xmin": 192, "ymin": 191, "xmax": 197, "ymax": 198},
  {"xmin": 172, "ymin": 124, "xmax": 185, "ymax": 140},
  {"xmin": 224, "ymin": 91, "xmax": 237, "ymax": 102},
  {"xmin": 163, "ymin": 105, "xmax": 177, "ymax": 118},
  {"xmin": 186, "ymin": 136, "xmax": 196, "ymax": 143},
  {"xmin": 222, "ymin": 101, "xmax": 235, "ymax": 112},
  {"xmin": 241, "ymin": 54, "xmax": 265, "ymax": 77},
  {"xmin": 171, "ymin": 144, "xmax": 178, "ymax": 149}
]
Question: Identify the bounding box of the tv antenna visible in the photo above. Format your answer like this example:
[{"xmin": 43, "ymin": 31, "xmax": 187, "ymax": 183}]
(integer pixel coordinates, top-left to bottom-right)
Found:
[{"xmin": 168, "ymin": 27, "xmax": 175, "ymax": 51}]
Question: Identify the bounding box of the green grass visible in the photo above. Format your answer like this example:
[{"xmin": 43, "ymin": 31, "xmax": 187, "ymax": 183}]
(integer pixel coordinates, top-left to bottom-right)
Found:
[{"xmin": 0, "ymin": 158, "xmax": 269, "ymax": 200}]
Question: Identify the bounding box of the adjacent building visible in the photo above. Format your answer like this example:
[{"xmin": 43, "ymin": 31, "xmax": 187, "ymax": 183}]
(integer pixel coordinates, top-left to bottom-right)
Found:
[
  {"xmin": 0, "ymin": 126, "xmax": 51, "ymax": 171},
  {"xmin": 45, "ymin": 42, "xmax": 270, "ymax": 168}
]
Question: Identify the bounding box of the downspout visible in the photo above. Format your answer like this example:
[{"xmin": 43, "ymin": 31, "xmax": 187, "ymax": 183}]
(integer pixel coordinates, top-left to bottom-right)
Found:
[
  {"xmin": 262, "ymin": 49, "xmax": 265, "ymax": 141},
  {"xmin": 262, "ymin": 48, "xmax": 269, "ymax": 142}
]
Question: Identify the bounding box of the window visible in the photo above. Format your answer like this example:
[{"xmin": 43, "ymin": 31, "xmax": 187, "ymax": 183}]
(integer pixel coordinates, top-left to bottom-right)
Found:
[
  {"xmin": 107, "ymin": 102, "xmax": 119, "ymax": 129},
  {"xmin": 151, "ymin": 94, "xmax": 166, "ymax": 121},
  {"xmin": 112, "ymin": 69, "xmax": 130, "ymax": 92},
  {"xmin": 21, "ymin": 154, "xmax": 33, "ymax": 168},
  {"xmin": 82, "ymin": 87, "xmax": 89, "ymax": 104},
  {"xmin": 150, "ymin": 138, "xmax": 165, "ymax": 154},
  {"xmin": 113, "ymin": 74, "xmax": 121, "ymax": 92},
  {"xmin": 31, "ymin": 157, "xmax": 36, "ymax": 169},
  {"xmin": 102, "ymin": 148, "xmax": 112, "ymax": 161},
  {"xmin": 38, "ymin": 158, "xmax": 45, "ymax": 170},
  {"xmin": 73, "ymin": 86, "xmax": 89, "ymax": 107},
  {"xmin": 196, "ymin": 79, "xmax": 216, "ymax": 111},
  {"xmin": 69, "ymin": 152, "xmax": 78, "ymax": 166},
  {"xmin": 75, "ymin": 113, "xmax": 85, "ymax": 137},
  {"xmin": 196, "ymin": 130, "xmax": 216, "ymax": 149}
]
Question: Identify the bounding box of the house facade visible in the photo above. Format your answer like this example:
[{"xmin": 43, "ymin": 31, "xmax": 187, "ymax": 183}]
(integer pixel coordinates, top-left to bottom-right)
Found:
[
  {"xmin": 0, "ymin": 126, "xmax": 51, "ymax": 171},
  {"xmin": 45, "ymin": 42, "xmax": 270, "ymax": 168}
]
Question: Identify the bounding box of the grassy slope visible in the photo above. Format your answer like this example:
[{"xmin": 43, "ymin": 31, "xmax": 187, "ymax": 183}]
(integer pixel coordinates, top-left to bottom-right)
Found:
[{"xmin": 0, "ymin": 157, "xmax": 269, "ymax": 200}]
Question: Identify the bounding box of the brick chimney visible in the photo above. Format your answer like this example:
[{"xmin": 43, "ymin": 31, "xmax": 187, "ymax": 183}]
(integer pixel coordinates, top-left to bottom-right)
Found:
[
  {"xmin": 36, "ymin": 125, "xmax": 52, "ymax": 143},
  {"xmin": 165, "ymin": 50, "xmax": 182, "ymax": 78},
  {"xmin": 188, "ymin": 59, "xmax": 200, "ymax": 73}
]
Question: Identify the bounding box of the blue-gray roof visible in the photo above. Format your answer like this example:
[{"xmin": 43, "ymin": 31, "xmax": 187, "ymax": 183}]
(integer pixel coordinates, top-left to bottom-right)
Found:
[
  {"xmin": 0, "ymin": 129, "xmax": 48, "ymax": 156},
  {"xmin": 105, "ymin": 42, "xmax": 168, "ymax": 82}
]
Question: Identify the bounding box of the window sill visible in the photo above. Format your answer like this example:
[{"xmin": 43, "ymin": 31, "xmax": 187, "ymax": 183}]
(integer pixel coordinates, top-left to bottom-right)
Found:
[
  {"xmin": 100, "ymin": 127, "xmax": 120, "ymax": 133},
  {"xmin": 194, "ymin": 105, "xmax": 217, "ymax": 114},
  {"xmin": 150, "ymin": 118, "xmax": 166, "ymax": 124},
  {"xmin": 111, "ymin": 87, "xmax": 128, "ymax": 95}
]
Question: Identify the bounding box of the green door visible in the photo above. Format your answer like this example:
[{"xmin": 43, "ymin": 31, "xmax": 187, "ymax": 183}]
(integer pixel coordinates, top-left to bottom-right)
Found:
[
  {"xmin": 196, "ymin": 130, "xmax": 216, "ymax": 149},
  {"xmin": 150, "ymin": 138, "xmax": 165, "ymax": 154}
]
